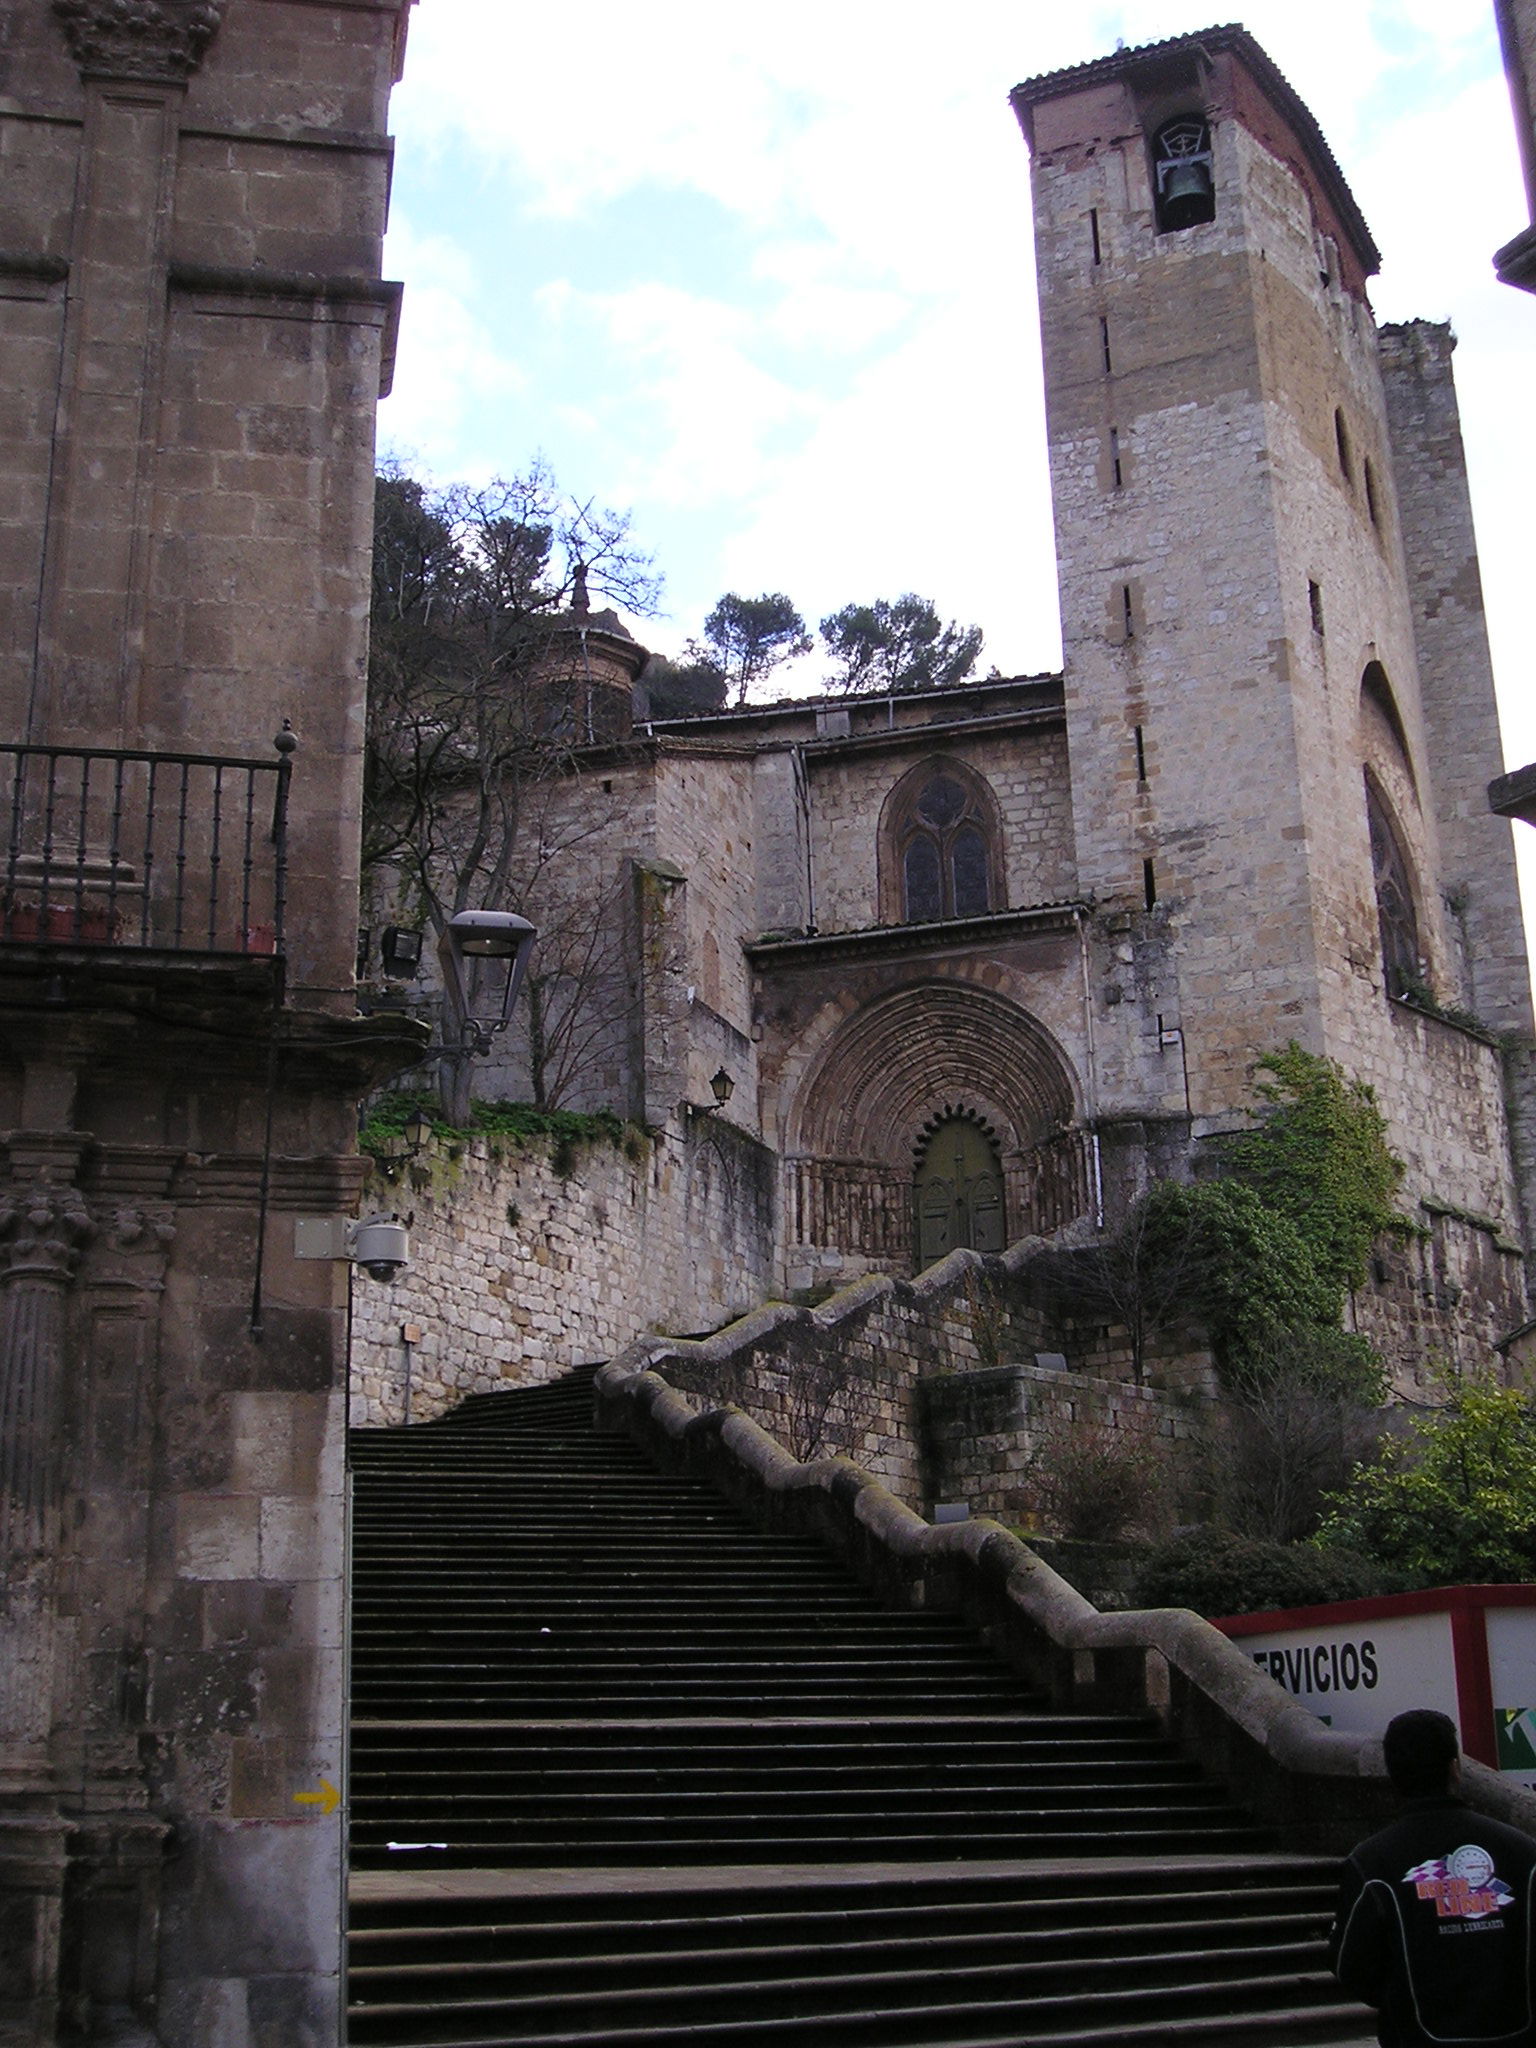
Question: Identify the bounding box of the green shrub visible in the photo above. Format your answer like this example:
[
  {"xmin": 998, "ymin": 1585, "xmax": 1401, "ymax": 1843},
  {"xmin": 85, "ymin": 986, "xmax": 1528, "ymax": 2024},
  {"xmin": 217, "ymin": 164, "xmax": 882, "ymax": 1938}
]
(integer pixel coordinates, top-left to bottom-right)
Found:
[
  {"xmin": 1314, "ymin": 1374, "xmax": 1536, "ymax": 1586},
  {"xmin": 1022, "ymin": 1423, "xmax": 1168, "ymax": 1545},
  {"xmin": 1139, "ymin": 1179, "xmax": 1340, "ymax": 1378},
  {"xmin": 1023, "ymin": 1047, "xmax": 1405, "ymax": 1393},
  {"xmin": 1132, "ymin": 1525, "xmax": 1395, "ymax": 1618},
  {"xmin": 1226, "ymin": 1326, "xmax": 1386, "ymax": 1407}
]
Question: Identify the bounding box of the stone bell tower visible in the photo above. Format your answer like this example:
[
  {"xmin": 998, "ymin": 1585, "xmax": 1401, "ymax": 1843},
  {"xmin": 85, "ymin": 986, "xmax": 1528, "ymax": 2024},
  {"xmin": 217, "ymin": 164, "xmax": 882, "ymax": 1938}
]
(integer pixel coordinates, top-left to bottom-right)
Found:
[
  {"xmin": 0, "ymin": 1, "xmax": 419, "ymax": 2039},
  {"xmin": 1013, "ymin": 28, "xmax": 1534, "ymax": 1368}
]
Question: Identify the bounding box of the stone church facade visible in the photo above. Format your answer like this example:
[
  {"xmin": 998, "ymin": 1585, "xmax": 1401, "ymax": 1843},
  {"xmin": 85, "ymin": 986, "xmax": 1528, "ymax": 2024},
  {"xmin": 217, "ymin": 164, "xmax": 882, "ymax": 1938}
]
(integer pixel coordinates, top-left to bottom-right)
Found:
[{"xmin": 367, "ymin": 26, "xmax": 1534, "ymax": 1402}]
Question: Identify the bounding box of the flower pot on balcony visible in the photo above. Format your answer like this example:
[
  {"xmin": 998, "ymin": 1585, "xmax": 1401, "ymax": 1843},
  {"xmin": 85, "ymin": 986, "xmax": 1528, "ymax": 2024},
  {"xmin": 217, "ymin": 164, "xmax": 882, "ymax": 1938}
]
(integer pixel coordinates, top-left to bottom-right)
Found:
[{"xmin": 4, "ymin": 901, "xmax": 119, "ymax": 944}]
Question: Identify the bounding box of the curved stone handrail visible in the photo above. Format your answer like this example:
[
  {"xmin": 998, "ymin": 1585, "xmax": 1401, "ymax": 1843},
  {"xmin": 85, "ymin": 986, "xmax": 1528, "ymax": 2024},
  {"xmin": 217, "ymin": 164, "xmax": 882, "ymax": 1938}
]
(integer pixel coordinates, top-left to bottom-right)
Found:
[
  {"xmin": 650, "ymin": 1239, "xmax": 1006, "ymax": 1369},
  {"xmin": 595, "ymin": 1349, "xmax": 1536, "ymax": 1847}
]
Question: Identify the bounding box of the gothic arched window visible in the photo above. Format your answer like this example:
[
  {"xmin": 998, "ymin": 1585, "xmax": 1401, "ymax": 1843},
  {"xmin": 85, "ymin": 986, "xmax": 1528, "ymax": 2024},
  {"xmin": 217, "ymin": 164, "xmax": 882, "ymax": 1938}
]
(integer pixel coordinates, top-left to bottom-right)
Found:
[
  {"xmin": 884, "ymin": 761, "xmax": 1001, "ymax": 925},
  {"xmin": 1366, "ymin": 773, "xmax": 1421, "ymax": 997}
]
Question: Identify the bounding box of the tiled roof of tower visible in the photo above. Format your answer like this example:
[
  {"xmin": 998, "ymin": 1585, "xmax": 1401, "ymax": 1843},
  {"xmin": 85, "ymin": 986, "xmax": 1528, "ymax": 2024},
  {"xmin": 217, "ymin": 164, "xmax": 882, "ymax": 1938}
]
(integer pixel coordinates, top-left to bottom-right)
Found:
[{"xmin": 1011, "ymin": 22, "xmax": 1380, "ymax": 278}]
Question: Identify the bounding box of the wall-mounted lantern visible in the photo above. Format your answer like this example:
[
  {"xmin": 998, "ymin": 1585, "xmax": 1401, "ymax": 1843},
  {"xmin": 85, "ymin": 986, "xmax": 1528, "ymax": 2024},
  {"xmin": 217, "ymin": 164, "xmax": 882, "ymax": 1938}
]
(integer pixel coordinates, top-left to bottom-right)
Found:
[
  {"xmin": 705, "ymin": 1067, "xmax": 734, "ymax": 1113},
  {"xmin": 376, "ymin": 1102, "xmax": 436, "ymax": 1180}
]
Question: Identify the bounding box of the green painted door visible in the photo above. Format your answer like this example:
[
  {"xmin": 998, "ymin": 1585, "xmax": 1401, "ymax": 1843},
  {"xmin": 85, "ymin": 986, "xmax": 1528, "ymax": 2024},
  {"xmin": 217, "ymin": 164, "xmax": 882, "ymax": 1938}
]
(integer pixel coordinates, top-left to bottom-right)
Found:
[{"xmin": 914, "ymin": 1118, "xmax": 1005, "ymax": 1267}]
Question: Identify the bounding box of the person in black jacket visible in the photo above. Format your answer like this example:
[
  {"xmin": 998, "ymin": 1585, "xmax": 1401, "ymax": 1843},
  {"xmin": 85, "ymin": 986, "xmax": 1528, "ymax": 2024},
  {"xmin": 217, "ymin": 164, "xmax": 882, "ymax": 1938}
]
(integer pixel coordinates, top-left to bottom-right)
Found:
[{"xmin": 1331, "ymin": 1708, "xmax": 1536, "ymax": 2048}]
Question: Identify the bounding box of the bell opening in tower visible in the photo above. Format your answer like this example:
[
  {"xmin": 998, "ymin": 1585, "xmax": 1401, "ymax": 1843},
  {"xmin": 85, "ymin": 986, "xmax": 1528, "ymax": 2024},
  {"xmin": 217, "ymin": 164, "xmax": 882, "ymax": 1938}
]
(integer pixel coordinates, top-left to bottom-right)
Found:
[{"xmin": 1152, "ymin": 115, "xmax": 1215, "ymax": 232}]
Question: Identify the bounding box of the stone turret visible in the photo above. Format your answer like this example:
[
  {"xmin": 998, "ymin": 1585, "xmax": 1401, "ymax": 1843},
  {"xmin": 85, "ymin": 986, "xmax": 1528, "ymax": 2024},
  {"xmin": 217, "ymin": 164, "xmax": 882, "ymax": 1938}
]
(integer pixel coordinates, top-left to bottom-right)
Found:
[{"xmin": 530, "ymin": 566, "xmax": 648, "ymax": 743}]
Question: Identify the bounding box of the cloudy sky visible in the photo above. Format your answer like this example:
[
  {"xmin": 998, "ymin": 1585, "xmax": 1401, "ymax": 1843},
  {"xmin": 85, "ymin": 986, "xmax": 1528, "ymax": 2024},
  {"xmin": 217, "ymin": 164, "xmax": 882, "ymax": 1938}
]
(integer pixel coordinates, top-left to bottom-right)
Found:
[{"xmin": 380, "ymin": 1, "xmax": 1534, "ymax": 916}]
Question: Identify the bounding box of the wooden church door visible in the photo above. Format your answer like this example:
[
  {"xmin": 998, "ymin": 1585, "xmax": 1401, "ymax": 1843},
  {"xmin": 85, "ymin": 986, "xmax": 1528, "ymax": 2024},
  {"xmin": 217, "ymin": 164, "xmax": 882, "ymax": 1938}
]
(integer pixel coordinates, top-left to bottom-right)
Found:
[{"xmin": 914, "ymin": 1117, "xmax": 1005, "ymax": 1267}]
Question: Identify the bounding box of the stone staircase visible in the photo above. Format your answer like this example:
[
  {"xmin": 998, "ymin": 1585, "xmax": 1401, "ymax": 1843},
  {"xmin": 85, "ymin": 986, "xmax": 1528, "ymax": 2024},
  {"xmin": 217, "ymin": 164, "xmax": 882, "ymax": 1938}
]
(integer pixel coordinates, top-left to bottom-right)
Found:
[{"xmin": 346, "ymin": 1367, "xmax": 1374, "ymax": 2046}]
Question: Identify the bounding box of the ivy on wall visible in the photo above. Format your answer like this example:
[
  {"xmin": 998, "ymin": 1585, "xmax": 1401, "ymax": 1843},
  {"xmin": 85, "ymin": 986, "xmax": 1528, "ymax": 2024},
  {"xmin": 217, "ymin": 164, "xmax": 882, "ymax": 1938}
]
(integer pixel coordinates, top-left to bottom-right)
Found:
[
  {"xmin": 360, "ymin": 1089, "xmax": 648, "ymax": 1181},
  {"xmin": 1165, "ymin": 1042, "xmax": 1410, "ymax": 1388},
  {"xmin": 1037, "ymin": 1043, "xmax": 1407, "ymax": 1391},
  {"xmin": 1225, "ymin": 1043, "xmax": 1410, "ymax": 1296}
]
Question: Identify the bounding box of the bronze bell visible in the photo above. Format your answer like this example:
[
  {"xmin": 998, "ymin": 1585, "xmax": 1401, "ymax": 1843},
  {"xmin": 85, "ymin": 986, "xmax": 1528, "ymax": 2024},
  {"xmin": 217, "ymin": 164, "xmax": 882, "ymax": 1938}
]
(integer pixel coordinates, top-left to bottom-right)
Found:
[
  {"xmin": 1160, "ymin": 158, "xmax": 1213, "ymax": 229},
  {"xmin": 1162, "ymin": 161, "xmax": 1212, "ymax": 209}
]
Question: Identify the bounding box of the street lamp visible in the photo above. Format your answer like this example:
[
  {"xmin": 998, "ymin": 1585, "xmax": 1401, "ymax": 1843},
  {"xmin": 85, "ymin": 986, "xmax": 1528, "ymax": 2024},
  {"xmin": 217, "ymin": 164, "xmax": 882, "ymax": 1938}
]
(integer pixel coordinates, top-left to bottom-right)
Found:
[
  {"xmin": 438, "ymin": 911, "xmax": 536, "ymax": 1052},
  {"xmin": 437, "ymin": 911, "xmax": 536, "ymax": 1122}
]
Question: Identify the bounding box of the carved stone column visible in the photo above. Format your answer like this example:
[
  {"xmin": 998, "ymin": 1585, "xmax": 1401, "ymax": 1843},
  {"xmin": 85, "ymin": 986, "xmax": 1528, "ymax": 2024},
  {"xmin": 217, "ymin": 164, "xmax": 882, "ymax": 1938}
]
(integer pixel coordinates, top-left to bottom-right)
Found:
[
  {"xmin": 59, "ymin": 1195, "xmax": 176, "ymax": 2046},
  {"xmin": 0, "ymin": 1178, "xmax": 93, "ymax": 2046},
  {"xmin": 0, "ymin": 1180, "xmax": 94, "ymax": 1770}
]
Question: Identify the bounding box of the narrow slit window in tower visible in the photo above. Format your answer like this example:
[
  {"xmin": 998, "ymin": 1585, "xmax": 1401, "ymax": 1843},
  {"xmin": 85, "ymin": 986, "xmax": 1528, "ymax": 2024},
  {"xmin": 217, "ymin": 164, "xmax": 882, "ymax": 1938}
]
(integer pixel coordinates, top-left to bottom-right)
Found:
[
  {"xmin": 1364, "ymin": 459, "xmax": 1381, "ymax": 529},
  {"xmin": 1090, "ymin": 207, "xmax": 1102, "ymax": 263},
  {"xmin": 1334, "ymin": 409, "xmax": 1353, "ymax": 485},
  {"xmin": 1110, "ymin": 427, "xmax": 1123, "ymax": 488},
  {"xmin": 1309, "ymin": 580, "xmax": 1325, "ymax": 636},
  {"xmin": 1121, "ymin": 584, "xmax": 1135, "ymax": 640},
  {"xmin": 1143, "ymin": 858, "xmax": 1158, "ymax": 909},
  {"xmin": 1134, "ymin": 724, "xmax": 1147, "ymax": 782},
  {"xmin": 1100, "ymin": 317, "xmax": 1113, "ymax": 373}
]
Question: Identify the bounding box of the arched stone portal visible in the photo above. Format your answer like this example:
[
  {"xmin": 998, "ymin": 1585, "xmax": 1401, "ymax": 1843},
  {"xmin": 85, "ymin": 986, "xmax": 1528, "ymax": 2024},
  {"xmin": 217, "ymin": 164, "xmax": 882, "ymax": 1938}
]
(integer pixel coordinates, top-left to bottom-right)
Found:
[{"xmin": 786, "ymin": 982, "xmax": 1086, "ymax": 1271}]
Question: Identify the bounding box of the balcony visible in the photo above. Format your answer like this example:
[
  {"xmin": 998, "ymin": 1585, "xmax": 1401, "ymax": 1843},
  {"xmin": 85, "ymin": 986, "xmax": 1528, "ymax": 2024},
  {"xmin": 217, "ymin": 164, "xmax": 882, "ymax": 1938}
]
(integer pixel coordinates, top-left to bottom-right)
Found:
[{"xmin": 0, "ymin": 736, "xmax": 292, "ymax": 963}]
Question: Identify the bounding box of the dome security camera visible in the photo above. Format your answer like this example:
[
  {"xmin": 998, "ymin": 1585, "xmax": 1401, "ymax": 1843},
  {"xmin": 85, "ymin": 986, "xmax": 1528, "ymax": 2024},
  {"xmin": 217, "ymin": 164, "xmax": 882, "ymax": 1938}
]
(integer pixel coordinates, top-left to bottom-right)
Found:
[{"xmin": 348, "ymin": 1216, "xmax": 410, "ymax": 1283}]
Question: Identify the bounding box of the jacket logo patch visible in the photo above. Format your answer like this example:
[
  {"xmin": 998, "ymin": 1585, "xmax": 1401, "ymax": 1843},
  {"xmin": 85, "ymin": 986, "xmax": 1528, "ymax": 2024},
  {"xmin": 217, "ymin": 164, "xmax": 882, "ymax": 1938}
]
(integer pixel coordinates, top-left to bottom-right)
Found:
[{"xmin": 1405, "ymin": 1846, "xmax": 1516, "ymax": 1921}]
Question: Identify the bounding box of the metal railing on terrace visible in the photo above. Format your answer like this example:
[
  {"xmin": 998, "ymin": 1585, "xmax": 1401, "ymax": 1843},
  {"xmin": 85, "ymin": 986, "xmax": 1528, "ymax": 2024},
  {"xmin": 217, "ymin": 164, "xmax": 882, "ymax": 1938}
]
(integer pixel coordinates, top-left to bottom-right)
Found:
[
  {"xmin": 787, "ymin": 1127, "xmax": 1093, "ymax": 1264},
  {"xmin": 0, "ymin": 734, "xmax": 293, "ymax": 958}
]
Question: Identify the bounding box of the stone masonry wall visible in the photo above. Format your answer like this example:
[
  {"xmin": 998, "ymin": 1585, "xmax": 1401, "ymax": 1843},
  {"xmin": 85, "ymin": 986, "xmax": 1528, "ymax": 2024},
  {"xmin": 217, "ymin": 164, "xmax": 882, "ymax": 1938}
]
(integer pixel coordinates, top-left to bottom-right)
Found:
[
  {"xmin": 921, "ymin": 1362, "xmax": 1209, "ymax": 1527},
  {"xmin": 0, "ymin": 3, "xmax": 413, "ymax": 2039},
  {"xmin": 617, "ymin": 1242, "xmax": 1218, "ymax": 1514},
  {"xmin": 350, "ymin": 1114, "xmax": 774, "ymax": 1426},
  {"xmin": 616, "ymin": 1246, "xmax": 1077, "ymax": 1505},
  {"xmin": 1378, "ymin": 321, "xmax": 1534, "ymax": 1040}
]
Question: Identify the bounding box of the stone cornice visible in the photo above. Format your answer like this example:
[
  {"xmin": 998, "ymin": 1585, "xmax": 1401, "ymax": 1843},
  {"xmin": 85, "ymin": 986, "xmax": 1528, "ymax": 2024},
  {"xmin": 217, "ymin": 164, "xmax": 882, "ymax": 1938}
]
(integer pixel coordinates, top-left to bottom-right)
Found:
[
  {"xmin": 0, "ymin": 251, "xmax": 70, "ymax": 284},
  {"xmin": 745, "ymin": 902, "xmax": 1085, "ymax": 971},
  {"xmin": 1495, "ymin": 224, "xmax": 1536, "ymax": 294},
  {"xmin": 169, "ymin": 262, "xmax": 401, "ymax": 308},
  {"xmin": 52, "ymin": 0, "xmax": 224, "ymax": 82}
]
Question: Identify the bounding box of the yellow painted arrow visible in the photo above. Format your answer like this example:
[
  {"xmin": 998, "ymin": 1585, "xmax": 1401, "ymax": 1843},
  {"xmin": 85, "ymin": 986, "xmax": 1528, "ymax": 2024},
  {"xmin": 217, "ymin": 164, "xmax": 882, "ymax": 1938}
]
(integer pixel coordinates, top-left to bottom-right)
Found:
[{"xmin": 293, "ymin": 1779, "xmax": 340, "ymax": 1816}]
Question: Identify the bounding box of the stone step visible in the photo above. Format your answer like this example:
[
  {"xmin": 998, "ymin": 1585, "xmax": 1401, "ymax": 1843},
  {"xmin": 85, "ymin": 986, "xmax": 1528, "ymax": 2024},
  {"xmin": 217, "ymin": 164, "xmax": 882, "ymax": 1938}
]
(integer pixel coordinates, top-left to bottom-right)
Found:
[
  {"xmin": 346, "ymin": 1371, "xmax": 1370, "ymax": 2045},
  {"xmin": 350, "ymin": 1889, "xmax": 1336, "ymax": 1963}
]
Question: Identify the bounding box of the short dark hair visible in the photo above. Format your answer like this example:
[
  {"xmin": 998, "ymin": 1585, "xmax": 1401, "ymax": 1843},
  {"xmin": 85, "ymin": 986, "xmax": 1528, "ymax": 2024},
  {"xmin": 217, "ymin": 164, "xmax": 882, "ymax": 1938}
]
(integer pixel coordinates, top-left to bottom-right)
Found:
[{"xmin": 1383, "ymin": 1710, "xmax": 1459, "ymax": 1797}]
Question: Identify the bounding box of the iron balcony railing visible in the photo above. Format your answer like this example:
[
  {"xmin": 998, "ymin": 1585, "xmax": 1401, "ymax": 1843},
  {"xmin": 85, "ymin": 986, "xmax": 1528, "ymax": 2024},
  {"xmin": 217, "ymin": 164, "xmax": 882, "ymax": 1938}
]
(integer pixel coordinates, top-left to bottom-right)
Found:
[{"xmin": 0, "ymin": 733, "xmax": 294, "ymax": 957}]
